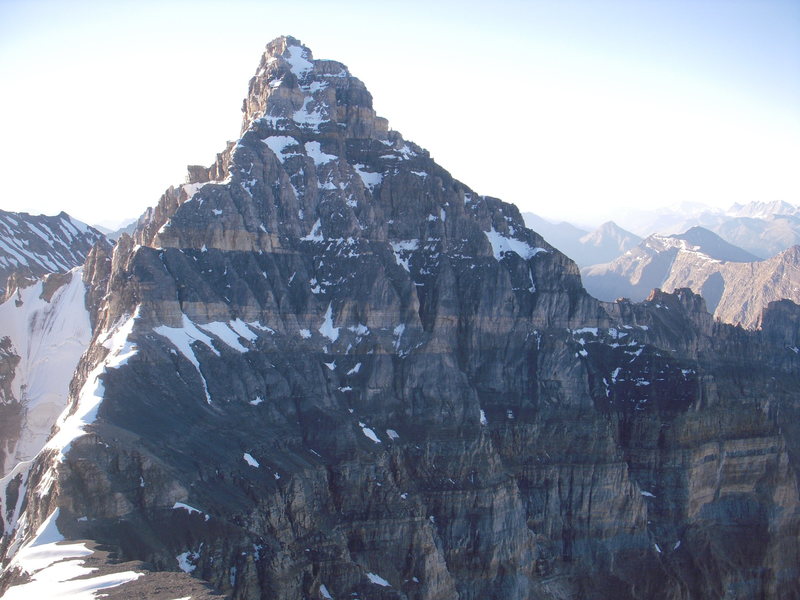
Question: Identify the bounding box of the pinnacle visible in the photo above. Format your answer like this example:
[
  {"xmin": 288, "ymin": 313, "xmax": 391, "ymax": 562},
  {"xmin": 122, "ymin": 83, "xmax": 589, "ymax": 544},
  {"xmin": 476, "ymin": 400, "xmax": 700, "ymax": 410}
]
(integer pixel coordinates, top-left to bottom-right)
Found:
[{"xmin": 263, "ymin": 35, "xmax": 313, "ymax": 63}]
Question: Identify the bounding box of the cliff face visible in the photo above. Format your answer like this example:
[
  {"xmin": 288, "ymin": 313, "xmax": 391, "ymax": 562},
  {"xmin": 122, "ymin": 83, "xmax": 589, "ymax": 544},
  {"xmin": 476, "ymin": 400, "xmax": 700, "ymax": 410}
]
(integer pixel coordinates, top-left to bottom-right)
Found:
[{"xmin": 1, "ymin": 37, "xmax": 799, "ymax": 600}]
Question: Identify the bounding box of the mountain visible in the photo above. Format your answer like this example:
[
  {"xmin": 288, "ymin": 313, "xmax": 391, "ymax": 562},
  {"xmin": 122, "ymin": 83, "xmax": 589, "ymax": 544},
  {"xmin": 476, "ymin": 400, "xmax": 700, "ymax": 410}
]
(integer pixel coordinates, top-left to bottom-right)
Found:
[
  {"xmin": 713, "ymin": 214, "xmax": 800, "ymax": 259},
  {"xmin": 2, "ymin": 36, "xmax": 799, "ymax": 600},
  {"xmin": 610, "ymin": 201, "xmax": 800, "ymax": 259},
  {"xmin": 0, "ymin": 210, "xmax": 107, "ymax": 296},
  {"xmin": 661, "ymin": 245, "xmax": 800, "ymax": 328},
  {"xmin": 522, "ymin": 213, "xmax": 640, "ymax": 266},
  {"xmin": 581, "ymin": 226, "xmax": 758, "ymax": 302},
  {"xmin": 581, "ymin": 227, "xmax": 800, "ymax": 328},
  {"xmin": 577, "ymin": 221, "xmax": 642, "ymax": 263},
  {"xmin": 726, "ymin": 200, "xmax": 800, "ymax": 220}
]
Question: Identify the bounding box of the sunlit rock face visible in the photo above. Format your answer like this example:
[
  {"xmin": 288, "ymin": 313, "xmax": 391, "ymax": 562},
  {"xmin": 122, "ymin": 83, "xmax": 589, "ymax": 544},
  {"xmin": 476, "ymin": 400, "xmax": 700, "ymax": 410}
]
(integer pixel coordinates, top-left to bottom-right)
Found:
[{"xmin": 1, "ymin": 36, "xmax": 799, "ymax": 600}]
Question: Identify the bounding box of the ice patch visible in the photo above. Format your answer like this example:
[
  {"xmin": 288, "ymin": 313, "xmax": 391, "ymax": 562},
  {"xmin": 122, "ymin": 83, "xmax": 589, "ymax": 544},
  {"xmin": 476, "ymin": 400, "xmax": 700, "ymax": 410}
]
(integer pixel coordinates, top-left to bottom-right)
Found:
[
  {"xmin": 386, "ymin": 429, "xmax": 399, "ymax": 440},
  {"xmin": 319, "ymin": 583, "xmax": 333, "ymax": 599},
  {"xmin": 641, "ymin": 490, "xmax": 656, "ymax": 498},
  {"xmin": 299, "ymin": 329, "xmax": 312, "ymax": 339},
  {"xmin": 243, "ymin": 453, "xmax": 260, "ymax": 468},
  {"xmin": 480, "ymin": 409, "xmax": 488, "ymax": 426}
]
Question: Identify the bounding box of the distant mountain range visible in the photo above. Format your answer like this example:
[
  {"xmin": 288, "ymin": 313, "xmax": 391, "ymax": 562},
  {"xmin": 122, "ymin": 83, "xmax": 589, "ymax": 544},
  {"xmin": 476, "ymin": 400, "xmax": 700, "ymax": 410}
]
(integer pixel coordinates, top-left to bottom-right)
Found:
[
  {"xmin": 0, "ymin": 210, "xmax": 108, "ymax": 296},
  {"xmin": 609, "ymin": 200, "xmax": 800, "ymax": 258},
  {"xmin": 582, "ymin": 226, "xmax": 800, "ymax": 328},
  {"xmin": 521, "ymin": 213, "xmax": 641, "ymax": 266}
]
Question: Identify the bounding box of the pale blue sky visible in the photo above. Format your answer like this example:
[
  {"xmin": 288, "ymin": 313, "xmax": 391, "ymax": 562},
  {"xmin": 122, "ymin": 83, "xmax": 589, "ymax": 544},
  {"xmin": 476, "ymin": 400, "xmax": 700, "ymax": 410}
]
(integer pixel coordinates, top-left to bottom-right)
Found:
[{"xmin": 1, "ymin": 0, "xmax": 797, "ymax": 228}]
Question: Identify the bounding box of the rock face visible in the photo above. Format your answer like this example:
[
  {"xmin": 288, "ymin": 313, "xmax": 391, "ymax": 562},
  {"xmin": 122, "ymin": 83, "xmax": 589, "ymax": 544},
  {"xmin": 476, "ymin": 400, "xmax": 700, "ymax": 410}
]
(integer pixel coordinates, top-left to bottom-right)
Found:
[
  {"xmin": 1, "ymin": 36, "xmax": 799, "ymax": 600},
  {"xmin": 0, "ymin": 210, "xmax": 107, "ymax": 297},
  {"xmin": 582, "ymin": 227, "xmax": 800, "ymax": 328}
]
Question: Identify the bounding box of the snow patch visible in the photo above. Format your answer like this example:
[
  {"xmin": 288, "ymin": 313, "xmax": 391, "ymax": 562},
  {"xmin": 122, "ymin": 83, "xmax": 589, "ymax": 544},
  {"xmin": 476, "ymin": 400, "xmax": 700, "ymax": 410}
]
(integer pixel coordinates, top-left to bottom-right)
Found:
[
  {"xmin": 353, "ymin": 163, "xmax": 383, "ymax": 190},
  {"xmin": 285, "ymin": 44, "xmax": 313, "ymax": 76},
  {"xmin": 3, "ymin": 509, "xmax": 143, "ymax": 599},
  {"xmin": 262, "ymin": 136, "xmax": 300, "ymax": 163},
  {"xmin": 243, "ymin": 453, "xmax": 260, "ymax": 468},
  {"xmin": 319, "ymin": 303, "xmax": 340, "ymax": 342},
  {"xmin": 304, "ymin": 141, "xmax": 337, "ymax": 166},
  {"xmin": 484, "ymin": 228, "xmax": 545, "ymax": 260},
  {"xmin": 359, "ymin": 422, "xmax": 381, "ymax": 443},
  {"xmin": 366, "ymin": 572, "xmax": 391, "ymax": 587},
  {"xmin": 302, "ymin": 219, "xmax": 324, "ymax": 242},
  {"xmin": 176, "ymin": 550, "xmax": 199, "ymax": 573},
  {"xmin": 390, "ymin": 240, "xmax": 419, "ymax": 271}
]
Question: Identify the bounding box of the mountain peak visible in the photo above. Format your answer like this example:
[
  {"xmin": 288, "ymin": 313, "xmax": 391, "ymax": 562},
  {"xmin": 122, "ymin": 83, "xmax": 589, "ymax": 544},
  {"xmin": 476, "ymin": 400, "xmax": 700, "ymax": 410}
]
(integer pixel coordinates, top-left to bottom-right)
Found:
[
  {"xmin": 241, "ymin": 37, "xmax": 388, "ymax": 140},
  {"xmin": 262, "ymin": 35, "xmax": 314, "ymax": 76},
  {"xmin": 670, "ymin": 226, "xmax": 758, "ymax": 262}
]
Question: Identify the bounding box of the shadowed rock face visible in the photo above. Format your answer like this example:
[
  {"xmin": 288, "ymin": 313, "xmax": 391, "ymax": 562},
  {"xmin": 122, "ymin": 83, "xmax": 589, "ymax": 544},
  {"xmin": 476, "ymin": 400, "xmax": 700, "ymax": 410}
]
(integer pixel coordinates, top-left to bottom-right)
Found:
[{"xmin": 2, "ymin": 37, "xmax": 800, "ymax": 600}]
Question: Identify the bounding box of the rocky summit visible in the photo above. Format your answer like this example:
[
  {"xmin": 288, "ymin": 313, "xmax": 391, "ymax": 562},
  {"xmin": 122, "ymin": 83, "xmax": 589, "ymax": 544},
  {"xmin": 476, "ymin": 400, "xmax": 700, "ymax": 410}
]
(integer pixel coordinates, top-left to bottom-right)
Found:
[{"xmin": 1, "ymin": 36, "xmax": 799, "ymax": 600}]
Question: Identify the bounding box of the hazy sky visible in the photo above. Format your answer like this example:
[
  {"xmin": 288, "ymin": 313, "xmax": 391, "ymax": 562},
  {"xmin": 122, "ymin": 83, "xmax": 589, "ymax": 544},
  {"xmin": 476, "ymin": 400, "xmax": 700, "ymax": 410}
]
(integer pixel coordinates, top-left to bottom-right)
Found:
[{"xmin": 1, "ymin": 0, "xmax": 798, "ymax": 229}]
